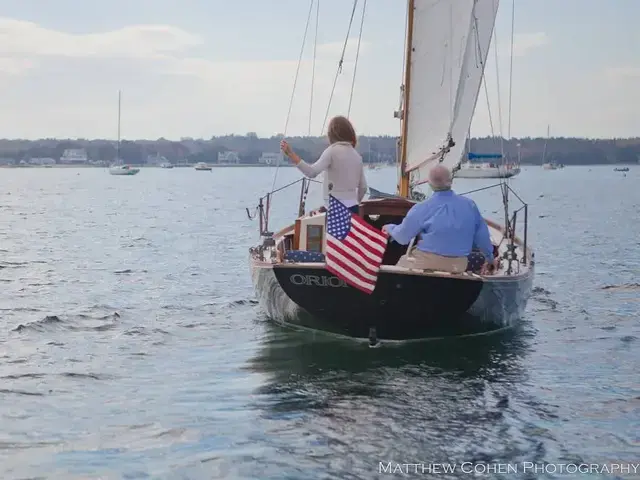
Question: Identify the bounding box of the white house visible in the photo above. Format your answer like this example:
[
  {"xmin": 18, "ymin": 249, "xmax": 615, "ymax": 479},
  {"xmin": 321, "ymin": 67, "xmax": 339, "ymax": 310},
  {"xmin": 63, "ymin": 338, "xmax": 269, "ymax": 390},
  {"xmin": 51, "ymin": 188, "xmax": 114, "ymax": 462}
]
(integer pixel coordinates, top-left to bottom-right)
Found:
[
  {"xmin": 258, "ymin": 152, "xmax": 283, "ymax": 166},
  {"xmin": 59, "ymin": 148, "xmax": 88, "ymax": 164},
  {"xmin": 146, "ymin": 153, "xmax": 168, "ymax": 165},
  {"xmin": 29, "ymin": 157, "xmax": 56, "ymax": 165},
  {"xmin": 217, "ymin": 151, "xmax": 240, "ymax": 164}
]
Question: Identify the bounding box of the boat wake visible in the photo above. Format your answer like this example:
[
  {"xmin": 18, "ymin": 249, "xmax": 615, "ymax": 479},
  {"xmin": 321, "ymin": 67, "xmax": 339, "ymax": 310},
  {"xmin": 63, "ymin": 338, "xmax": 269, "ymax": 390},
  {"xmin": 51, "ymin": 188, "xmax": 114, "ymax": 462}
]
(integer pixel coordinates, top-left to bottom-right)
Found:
[
  {"xmin": 530, "ymin": 286, "xmax": 559, "ymax": 311},
  {"xmin": 11, "ymin": 312, "xmax": 121, "ymax": 333},
  {"xmin": 601, "ymin": 283, "xmax": 640, "ymax": 291}
]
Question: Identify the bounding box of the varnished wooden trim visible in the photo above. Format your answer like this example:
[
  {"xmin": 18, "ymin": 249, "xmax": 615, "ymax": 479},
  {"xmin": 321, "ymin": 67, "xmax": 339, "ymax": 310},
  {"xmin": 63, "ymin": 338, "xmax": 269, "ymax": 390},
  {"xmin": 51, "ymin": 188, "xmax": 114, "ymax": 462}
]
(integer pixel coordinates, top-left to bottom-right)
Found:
[
  {"xmin": 293, "ymin": 220, "xmax": 301, "ymax": 250},
  {"xmin": 273, "ymin": 224, "xmax": 294, "ymax": 239},
  {"xmin": 398, "ymin": 0, "xmax": 415, "ymax": 198}
]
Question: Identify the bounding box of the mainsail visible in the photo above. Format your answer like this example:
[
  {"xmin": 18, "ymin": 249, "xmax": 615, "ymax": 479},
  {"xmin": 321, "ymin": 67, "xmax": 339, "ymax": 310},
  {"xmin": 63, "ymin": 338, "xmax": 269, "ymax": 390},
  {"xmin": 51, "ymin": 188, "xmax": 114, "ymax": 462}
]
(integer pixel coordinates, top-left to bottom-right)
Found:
[{"xmin": 402, "ymin": 0, "xmax": 499, "ymax": 187}]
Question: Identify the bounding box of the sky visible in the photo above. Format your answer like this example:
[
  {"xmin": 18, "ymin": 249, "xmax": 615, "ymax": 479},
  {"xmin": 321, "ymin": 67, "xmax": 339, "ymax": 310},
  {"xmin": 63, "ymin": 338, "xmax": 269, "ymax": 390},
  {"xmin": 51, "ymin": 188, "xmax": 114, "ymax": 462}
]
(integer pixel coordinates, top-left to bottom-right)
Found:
[{"xmin": 0, "ymin": 0, "xmax": 638, "ymax": 141}]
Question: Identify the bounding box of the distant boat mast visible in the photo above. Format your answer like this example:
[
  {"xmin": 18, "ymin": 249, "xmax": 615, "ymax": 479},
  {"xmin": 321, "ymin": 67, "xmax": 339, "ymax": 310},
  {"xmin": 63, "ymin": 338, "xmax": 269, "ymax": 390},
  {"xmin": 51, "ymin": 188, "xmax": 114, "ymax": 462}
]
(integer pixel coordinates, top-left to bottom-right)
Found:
[
  {"xmin": 541, "ymin": 124, "xmax": 550, "ymax": 164},
  {"xmin": 117, "ymin": 90, "xmax": 122, "ymax": 164}
]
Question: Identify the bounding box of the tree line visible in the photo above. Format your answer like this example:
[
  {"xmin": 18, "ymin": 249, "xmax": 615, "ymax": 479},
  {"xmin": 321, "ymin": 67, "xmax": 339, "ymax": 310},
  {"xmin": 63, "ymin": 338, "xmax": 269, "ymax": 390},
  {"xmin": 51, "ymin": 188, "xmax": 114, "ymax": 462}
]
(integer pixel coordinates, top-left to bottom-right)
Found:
[{"xmin": 0, "ymin": 134, "xmax": 638, "ymax": 165}]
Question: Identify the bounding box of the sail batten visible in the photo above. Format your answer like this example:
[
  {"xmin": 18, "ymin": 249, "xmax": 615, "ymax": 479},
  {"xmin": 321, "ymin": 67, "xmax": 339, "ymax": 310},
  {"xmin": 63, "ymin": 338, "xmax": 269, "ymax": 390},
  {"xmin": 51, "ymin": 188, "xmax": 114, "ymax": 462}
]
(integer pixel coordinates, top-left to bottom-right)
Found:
[{"xmin": 402, "ymin": 0, "xmax": 499, "ymax": 185}]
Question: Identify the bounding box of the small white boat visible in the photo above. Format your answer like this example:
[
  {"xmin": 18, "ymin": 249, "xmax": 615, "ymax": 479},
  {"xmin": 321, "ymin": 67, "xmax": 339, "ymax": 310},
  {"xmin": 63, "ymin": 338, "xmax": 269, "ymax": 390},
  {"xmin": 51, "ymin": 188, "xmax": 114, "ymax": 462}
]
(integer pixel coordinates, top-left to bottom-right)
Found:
[
  {"xmin": 194, "ymin": 162, "xmax": 212, "ymax": 171},
  {"xmin": 160, "ymin": 163, "xmax": 174, "ymax": 169},
  {"xmin": 109, "ymin": 164, "xmax": 140, "ymax": 175},
  {"xmin": 542, "ymin": 162, "xmax": 564, "ymax": 170}
]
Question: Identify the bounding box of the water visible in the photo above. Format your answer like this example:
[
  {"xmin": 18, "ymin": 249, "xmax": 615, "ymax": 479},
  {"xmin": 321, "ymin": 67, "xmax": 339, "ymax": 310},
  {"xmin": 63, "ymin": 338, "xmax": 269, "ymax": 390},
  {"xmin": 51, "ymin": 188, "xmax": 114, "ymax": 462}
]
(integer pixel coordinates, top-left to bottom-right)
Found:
[{"xmin": 0, "ymin": 166, "xmax": 638, "ymax": 479}]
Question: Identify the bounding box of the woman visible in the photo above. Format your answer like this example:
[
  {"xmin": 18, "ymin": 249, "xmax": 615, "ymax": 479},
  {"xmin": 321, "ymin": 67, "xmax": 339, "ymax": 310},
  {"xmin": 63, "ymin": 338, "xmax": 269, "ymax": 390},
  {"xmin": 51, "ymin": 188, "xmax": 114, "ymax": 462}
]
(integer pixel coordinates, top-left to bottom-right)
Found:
[{"xmin": 280, "ymin": 115, "xmax": 367, "ymax": 214}]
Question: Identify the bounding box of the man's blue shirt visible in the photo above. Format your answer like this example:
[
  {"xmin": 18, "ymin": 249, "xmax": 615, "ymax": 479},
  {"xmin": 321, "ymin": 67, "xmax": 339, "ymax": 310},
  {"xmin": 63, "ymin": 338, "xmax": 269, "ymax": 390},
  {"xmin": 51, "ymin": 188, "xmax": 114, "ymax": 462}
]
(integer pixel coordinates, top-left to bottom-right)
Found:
[{"xmin": 385, "ymin": 190, "xmax": 494, "ymax": 260}]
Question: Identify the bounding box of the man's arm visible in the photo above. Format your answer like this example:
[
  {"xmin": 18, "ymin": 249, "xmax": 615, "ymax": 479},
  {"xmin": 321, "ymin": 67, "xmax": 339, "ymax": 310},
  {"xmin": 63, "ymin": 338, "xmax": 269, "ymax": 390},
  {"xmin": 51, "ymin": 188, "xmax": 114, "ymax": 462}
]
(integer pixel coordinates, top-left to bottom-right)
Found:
[
  {"xmin": 472, "ymin": 203, "xmax": 494, "ymax": 261},
  {"xmin": 383, "ymin": 204, "xmax": 425, "ymax": 245}
]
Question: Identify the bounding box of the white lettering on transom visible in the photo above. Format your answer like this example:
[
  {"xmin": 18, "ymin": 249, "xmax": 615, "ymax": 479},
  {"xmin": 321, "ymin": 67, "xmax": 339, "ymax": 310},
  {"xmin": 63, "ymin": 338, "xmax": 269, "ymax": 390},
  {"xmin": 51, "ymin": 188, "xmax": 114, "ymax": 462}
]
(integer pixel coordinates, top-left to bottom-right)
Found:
[{"xmin": 289, "ymin": 274, "xmax": 348, "ymax": 287}]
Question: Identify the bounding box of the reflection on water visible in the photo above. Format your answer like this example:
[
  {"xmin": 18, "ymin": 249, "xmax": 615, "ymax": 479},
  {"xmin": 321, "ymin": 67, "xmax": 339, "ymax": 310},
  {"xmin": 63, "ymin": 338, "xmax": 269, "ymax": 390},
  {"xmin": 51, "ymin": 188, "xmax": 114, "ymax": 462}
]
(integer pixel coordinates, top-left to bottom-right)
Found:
[
  {"xmin": 249, "ymin": 321, "xmax": 530, "ymax": 381},
  {"xmin": 239, "ymin": 324, "xmax": 553, "ymax": 479}
]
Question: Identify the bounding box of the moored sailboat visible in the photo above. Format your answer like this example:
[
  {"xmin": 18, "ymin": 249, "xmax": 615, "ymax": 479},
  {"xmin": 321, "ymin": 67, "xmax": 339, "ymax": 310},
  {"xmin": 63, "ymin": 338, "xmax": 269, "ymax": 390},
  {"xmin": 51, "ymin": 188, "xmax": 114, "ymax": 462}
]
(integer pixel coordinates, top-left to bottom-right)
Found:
[
  {"xmin": 540, "ymin": 124, "xmax": 564, "ymax": 169},
  {"xmin": 456, "ymin": 130, "xmax": 521, "ymax": 179},
  {"xmin": 248, "ymin": 0, "xmax": 534, "ymax": 344},
  {"xmin": 456, "ymin": 153, "xmax": 521, "ymax": 178},
  {"xmin": 109, "ymin": 90, "xmax": 140, "ymax": 176}
]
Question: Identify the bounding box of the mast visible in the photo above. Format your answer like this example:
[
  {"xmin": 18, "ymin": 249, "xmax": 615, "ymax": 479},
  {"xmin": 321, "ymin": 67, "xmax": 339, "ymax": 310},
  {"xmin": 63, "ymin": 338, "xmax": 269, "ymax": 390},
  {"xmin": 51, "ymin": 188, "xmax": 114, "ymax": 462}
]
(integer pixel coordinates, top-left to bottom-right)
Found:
[
  {"xmin": 398, "ymin": 0, "xmax": 415, "ymax": 198},
  {"xmin": 117, "ymin": 90, "xmax": 121, "ymax": 164},
  {"xmin": 541, "ymin": 124, "xmax": 549, "ymax": 164}
]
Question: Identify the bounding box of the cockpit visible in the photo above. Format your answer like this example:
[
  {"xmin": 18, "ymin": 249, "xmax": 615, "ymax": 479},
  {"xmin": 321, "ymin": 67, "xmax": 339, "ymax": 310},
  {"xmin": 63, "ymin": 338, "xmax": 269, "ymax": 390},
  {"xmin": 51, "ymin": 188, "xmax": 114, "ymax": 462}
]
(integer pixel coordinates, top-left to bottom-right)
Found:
[{"xmin": 278, "ymin": 197, "xmax": 415, "ymax": 266}]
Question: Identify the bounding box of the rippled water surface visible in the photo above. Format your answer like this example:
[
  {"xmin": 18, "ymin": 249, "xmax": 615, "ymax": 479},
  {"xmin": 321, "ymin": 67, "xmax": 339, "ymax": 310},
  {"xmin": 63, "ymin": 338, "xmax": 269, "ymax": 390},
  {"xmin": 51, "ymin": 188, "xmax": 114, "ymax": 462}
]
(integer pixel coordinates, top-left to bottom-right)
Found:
[{"xmin": 0, "ymin": 166, "xmax": 638, "ymax": 479}]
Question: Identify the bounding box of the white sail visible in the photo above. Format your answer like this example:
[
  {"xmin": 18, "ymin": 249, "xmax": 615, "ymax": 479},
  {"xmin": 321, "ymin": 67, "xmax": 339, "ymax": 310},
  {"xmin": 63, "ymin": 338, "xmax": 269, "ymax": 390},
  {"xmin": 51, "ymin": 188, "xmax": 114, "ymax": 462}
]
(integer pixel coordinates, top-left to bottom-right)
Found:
[
  {"xmin": 446, "ymin": 0, "xmax": 500, "ymax": 176},
  {"xmin": 403, "ymin": 0, "xmax": 499, "ymax": 186}
]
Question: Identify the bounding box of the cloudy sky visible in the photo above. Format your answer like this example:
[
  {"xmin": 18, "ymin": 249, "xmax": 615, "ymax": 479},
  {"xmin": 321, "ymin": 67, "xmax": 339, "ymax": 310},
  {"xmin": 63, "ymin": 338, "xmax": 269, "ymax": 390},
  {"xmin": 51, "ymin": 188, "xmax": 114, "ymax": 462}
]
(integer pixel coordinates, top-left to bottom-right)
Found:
[{"xmin": 0, "ymin": 0, "xmax": 638, "ymax": 140}]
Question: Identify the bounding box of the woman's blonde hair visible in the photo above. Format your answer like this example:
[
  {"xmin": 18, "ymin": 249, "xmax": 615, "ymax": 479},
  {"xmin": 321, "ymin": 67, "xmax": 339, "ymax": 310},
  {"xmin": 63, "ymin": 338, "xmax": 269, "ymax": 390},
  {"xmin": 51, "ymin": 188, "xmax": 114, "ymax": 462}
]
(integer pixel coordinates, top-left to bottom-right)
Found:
[{"xmin": 327, "ymin": 116, "xmax": 357, "ymax": 147}]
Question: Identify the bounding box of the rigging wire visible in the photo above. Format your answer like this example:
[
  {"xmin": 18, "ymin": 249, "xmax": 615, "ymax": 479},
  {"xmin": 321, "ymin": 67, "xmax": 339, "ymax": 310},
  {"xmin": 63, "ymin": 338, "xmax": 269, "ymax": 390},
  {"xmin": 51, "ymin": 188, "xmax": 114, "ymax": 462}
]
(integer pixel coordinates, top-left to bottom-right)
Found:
[
  {"xmin": 480, "ymin": 23, "xmax": 496, "ymax": 139},
  {"xmin": 347, "ymin": 0, "xmax": 367, "ymax": 117},
  {"xmin": 481, "ymin": 79, "xmax": 495, "ymax": 136},
  {"xmin": 475, "ymin": 8, "xmax": 495, "ymax": 172},
  {"xmin": 308, "ymin": 0, "xmax": 320, "ymax": 135},
  {"xmin": 492, "ymin": 19, "xmax": 505, "ymax": 158},
  {"xmin": 501, "ymin": 0, "xmax": 516, "ymax": 234},
  {"xmin": 506, "ymin": 0, "xmax": 515, "ymax": 138},
  {"xmin": 270, "ymin": 0, "xmax": 316, "ymax": 194},
  {"xmin": 320, "ymin": 0, "xmax": 359, "ymax": 134}
]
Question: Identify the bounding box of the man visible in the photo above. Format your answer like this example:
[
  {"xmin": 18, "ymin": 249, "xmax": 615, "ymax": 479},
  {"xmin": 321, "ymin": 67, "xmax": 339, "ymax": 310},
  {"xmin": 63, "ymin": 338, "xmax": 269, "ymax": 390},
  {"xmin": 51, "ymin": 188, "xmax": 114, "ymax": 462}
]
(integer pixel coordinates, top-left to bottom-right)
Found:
[{"xmin": 382, "ymin": 164, "xmax": 498, "ymax": 274}]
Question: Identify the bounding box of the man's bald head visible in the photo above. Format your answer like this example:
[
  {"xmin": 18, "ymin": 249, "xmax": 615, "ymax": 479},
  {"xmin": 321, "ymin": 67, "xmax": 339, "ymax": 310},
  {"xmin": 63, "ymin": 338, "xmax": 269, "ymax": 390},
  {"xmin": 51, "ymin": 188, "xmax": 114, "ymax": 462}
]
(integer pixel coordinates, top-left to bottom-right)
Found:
[{"xmin": 428, "ymin": 164, "xmax": 453, "ymax": 191}]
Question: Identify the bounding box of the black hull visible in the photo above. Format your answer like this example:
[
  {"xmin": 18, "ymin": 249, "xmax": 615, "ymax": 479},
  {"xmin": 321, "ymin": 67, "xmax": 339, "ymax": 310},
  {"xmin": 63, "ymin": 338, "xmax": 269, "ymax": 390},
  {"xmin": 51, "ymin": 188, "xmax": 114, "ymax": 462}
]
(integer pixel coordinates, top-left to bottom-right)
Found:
[{"xmin": 251, "ymin": 260, "xmax": 534, "ymax": 342}]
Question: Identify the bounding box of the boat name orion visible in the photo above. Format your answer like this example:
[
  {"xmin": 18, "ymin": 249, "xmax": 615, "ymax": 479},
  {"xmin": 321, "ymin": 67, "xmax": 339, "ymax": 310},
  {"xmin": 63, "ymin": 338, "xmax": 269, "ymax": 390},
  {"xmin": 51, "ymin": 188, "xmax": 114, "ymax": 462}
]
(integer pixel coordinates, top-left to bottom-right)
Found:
[{"xmin": 289, "ymin": 274, "xmax": 348, "ymax": 288}]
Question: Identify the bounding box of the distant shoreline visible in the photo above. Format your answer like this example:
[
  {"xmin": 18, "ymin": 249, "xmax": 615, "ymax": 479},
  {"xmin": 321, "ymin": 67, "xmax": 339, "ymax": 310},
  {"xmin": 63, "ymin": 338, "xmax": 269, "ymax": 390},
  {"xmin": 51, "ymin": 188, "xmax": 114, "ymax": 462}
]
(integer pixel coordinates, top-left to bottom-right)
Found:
[
  {"xmin": 2, "ymin": 132, "xmax": 639, "ymax": 169},
  {"xmin": 2, "ymin": 134, "xmax": 638, "ymax": 167}
]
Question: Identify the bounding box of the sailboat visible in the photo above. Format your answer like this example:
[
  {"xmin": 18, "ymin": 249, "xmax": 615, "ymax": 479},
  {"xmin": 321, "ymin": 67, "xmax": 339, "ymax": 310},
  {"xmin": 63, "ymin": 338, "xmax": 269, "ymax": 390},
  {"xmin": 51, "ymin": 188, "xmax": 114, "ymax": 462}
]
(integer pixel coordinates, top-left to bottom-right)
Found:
[
  {"xmin": 109, "ymin": 90, "xmax": 140, "ymax": 176},
  {"xmin": 456, "ymin": 153, "xmax": 521, "ymax": 178},
  {"xmin": 540, "ymin": 124, "xmax": 555, "ymax": 169},
  {"xmin": 541, "ymin": 124, "xmax": 563, "ymax": 170},
  {"xmin": 248, "ymin": 0, "xmax": 534, "ymax": 344},
  {"xmin": 456, "ymin": 135, "xmax": 520, "ymax": 178}
]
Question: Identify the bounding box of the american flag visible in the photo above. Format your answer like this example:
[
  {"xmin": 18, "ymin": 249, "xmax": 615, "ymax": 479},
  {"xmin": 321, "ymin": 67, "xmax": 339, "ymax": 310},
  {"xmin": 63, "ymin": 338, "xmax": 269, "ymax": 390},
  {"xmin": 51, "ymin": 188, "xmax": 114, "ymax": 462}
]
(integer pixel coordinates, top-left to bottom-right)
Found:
[{"xmin": 325, "ymin": 195, "xmax": 388, "ymax": 294}]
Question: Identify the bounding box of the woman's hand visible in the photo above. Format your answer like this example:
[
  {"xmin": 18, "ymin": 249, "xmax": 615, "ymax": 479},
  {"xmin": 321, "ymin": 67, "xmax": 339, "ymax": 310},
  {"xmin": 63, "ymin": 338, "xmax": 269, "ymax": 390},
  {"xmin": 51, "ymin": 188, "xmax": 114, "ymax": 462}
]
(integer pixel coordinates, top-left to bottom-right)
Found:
[
  {"xmin": 309, "ymin": 206, "xmax": 327, "ymax": 216},
  {"xmin": 280, "ymin": 140, "xmax": 293, "ymax": 157}
]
